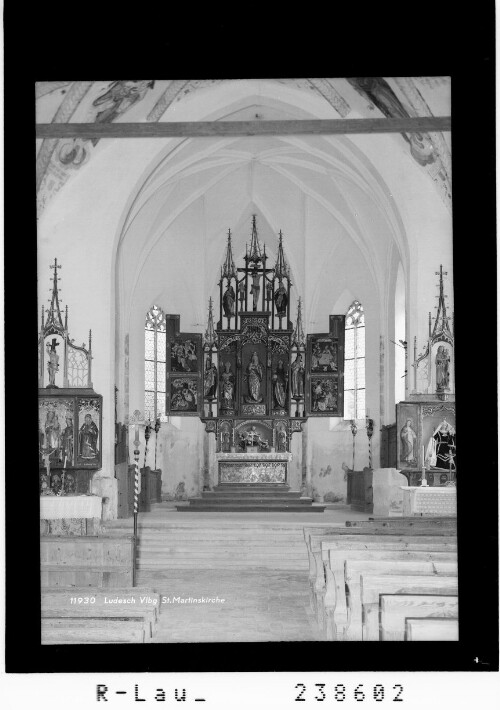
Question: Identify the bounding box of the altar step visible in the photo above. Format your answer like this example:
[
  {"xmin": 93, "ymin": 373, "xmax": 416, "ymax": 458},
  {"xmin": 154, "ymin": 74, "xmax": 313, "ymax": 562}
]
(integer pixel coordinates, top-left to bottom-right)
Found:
[
  {"xmin": 176, "ymin": 484, "xmax": 325, "ymax": 513},
  {"xmin": 104, "ymin": 516, "xmax": 315, "ymax": 570}
]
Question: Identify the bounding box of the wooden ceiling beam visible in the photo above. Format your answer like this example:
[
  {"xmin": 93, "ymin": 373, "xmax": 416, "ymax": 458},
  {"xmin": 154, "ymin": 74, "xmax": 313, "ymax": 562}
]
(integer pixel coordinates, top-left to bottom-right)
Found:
[{"xmin": 36, "ymin": 116, "xmax": 451, "ymax": 139}]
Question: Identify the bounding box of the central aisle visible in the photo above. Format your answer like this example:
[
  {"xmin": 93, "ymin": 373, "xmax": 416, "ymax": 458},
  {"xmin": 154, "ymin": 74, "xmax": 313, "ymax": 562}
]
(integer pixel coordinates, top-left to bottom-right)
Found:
[
  {"xmin": 140, "ymin": 568, "xmax": 321, "ymax": 643},
  {"xmin": 105, "ymin": 504, "xmax": 371, "ymax": 643}
]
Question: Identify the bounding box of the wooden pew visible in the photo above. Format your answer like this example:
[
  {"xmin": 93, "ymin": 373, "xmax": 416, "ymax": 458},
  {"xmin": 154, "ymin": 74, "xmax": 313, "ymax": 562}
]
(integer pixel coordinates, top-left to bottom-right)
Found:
[
  {"xmin": 380, "ymin": 595, "xmax": 458, "ymax": 641},
  {"xmin": 304, "ymin": 524, "xmax": 456, "ymax": 619},
  {"xmin": 345, "ymin": 517, "xmax": 457, "ymax": 530},
  {"xmin": 339, "ymin": 558, "xmax": 457, "ymax": 641},
  {"xmin": 40, "ymin": 535, "xmax": 134, "ymax": 588},
  {"xmin": 42, "ymin": 617, "xmax": 147, "ymax": 644},
  {"xmin": 359, "ymin": 574, "xmax": 458, "ymax": 641},
  {"xmin": 314, "ymin": 532, "xmax": 457, "ymax": 633},
  {"xmin": 323, "ymin": 546, "xmax": 457, "ymax": 640},
  {"xmin": 406, "ymin": 616, "xmax": 459, "ymax": 641},
  {"xmin": 41, "ymin": 587, "xmax": 160, "ymax": 639}
]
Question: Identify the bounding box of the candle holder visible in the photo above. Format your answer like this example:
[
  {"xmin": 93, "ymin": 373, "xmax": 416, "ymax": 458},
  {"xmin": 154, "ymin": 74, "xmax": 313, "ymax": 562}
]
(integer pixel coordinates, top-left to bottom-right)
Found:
[
  {"xmin": 366, "ymin": 417, "xmax": 374, "ymax": 469},
  {"xmin": 154, "ymin": 415, "xmax": 161, "ymax": 471},
  {"xmin": 350, "ymin": 419, "xmax": 358, "ymax": 470}
]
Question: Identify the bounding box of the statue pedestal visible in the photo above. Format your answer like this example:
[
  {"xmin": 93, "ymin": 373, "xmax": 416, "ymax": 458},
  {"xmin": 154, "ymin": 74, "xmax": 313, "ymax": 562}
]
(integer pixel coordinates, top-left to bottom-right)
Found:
[{"xmin": 216, "ymin": 452, "xmax": 292, "ymax": 484}]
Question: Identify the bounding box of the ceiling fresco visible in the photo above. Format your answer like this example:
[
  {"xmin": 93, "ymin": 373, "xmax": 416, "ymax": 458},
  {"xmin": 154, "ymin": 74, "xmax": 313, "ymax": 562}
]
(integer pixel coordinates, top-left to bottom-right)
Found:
[{"xmin": 35, "ymin": 78, "xmax": 451, "ymax": 216}]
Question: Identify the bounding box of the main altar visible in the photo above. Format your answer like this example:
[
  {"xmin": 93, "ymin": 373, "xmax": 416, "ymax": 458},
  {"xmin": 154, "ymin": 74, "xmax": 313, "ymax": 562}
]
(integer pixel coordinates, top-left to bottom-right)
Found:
[{"xmin": 175, "ymin": 216, "xmax": 345, "ymax": 511}]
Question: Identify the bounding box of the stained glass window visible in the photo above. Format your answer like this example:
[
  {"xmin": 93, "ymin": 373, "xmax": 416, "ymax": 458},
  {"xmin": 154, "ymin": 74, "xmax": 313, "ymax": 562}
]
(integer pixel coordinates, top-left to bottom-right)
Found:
[
  {"xmin": 145, "ymin": 305, "xmax": 167, "ymax": 419},
  {"xmin": 344, "ymin": 300, "xmax": 365, "ymax": 420}
]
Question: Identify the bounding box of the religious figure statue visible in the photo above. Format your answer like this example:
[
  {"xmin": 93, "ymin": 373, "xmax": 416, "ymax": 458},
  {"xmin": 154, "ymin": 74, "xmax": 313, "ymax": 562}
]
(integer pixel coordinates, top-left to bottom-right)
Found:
[
  {"xmin": 425, "ymin": 419, "xmax": 456, "ymax": 471},
  {"xmin": 245, "ymin": 352, "xmax": 264, "ymax": 403},
  {"xmin": 46, "ymin": 340, "xmax": 60, "ymax": 387},
  {"xmin": 250, "ymin": 270, "xmax": 260, "ymax": 310},
  {"xmin": 291, "ymin": 353, "xmax": 305, "ymax": 398},
  {"xmin": 204, "ymin": 359, "xmax": 218, "ymax": 399},
  {"xmin": 435, "ymin": 345, "xmax": 450, "ymax": 392},
  {"xmin": 50, "ymin": 473, "xmax": 62, "ymax": 495},
  {"xmin": 266, "ymin": 280, "xmax": 273, "ymax": 304},
  {"xmin": 221, "ymin": 425, "xmax": 231, "ymax": 452},
  {"xmin": 238, "ymin": 279, "xmax": 246, "ymax": 305},
  {"xmin": 272, "ymin": 359, "xmax": 287, "ymax": 409},
  {"xmin": 400, "ymin": 418, "xmax": 417, "ymax": 464},
  {"xmin": 277, "ymin": 426, "xmax": 287, "ymax": 452},
  {"xmin": 239, "ymin": 425, "xmax": 269, "ymax": 450},
  {"xmin": 44, "ymin": 410, "xmax": 61, "ymax": 458},
  {"xmin": 222, "ymin": 284, "xmax": 236, "ymax": 318},
  {"xmin": 64, "ymin": 473, "xmax": 76, "ymax": 494},
  {"xmin": 274, "ymin": 281, "xmax": 288, "ymax": 316},
  {"xmin": 61, "ymin": 415, "xmax": 74, "ymax": 465},
  {"xmin": 79, "ymin": 413, "xmax": 99, "ymax": 459},
  {"xmin": 220, "ymin": 361, "xmax": 235, "ymax": 410}
]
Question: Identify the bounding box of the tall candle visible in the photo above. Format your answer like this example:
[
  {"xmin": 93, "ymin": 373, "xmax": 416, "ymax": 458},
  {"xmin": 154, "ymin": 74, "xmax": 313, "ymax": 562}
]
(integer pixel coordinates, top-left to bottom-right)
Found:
[{"xmin": 422, "ymin": 445, "xmax": 425, "ymax": 464}]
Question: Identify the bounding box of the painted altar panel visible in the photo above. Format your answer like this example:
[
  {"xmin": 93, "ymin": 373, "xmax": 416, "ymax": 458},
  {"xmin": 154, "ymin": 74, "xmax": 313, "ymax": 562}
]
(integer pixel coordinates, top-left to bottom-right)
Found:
[
  {"xmin": 165, "ymin": 329, "xmax": 203, "ymax": 417},
  {"xmin": 76, "ymin": 397, "xmax": 102, "ymax": 467},
  {"xmin": 219, "ymin": 461, "xmax": 287, "ymax": 484},
  {"xmin": 39, "ymin": 398, "xmax": 75, "ymax": 466},
  {"xmin": 396, "ymin": 400, "xmax": 456, "ymax": 485},
  {"xmin": 305, "ymin": 315, "xmax": 345, "ymax": 417},
  {"xmin": 169, "ymin": 375, "xmax": 199, "ymax": 414}
]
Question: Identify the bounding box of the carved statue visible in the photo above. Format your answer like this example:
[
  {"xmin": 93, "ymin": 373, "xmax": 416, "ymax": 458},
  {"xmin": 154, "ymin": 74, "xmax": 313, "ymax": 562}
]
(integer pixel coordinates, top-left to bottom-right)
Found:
[
  {"xmin": 204, "ymin": 359, "xmax": 218, "ymax": 399},
  {"xmin": 222, "ymin": 284, "xmax": 236, "ymax": 318},
  {"xmin": 277, "ymin": 425, "xmax": 287, "ymax": 452},
  {"xmin": 46, "ymin": 340, "xmax": 60, "ymax": 386},
  {"xmin": 79, "ymin": 413, "xmax": 99, "ymax": 459},
  {"xmin": 435, "ymin": 345, "xmax": 450, "ymax": 391},
  {"xmin": 273, "ymin": 359, "xmax": 287, "ymax": 409},
  {"xmin": 245, "ymin": 352, "xmax": 264, "ymax": 403},
  {"xmin": 250, "ymin": 270, "xmax": 260, "ymax": 310},
  {"xmin": 425, "ymin": 419, "xmax": 456, "ymax": 470},
  {"xmin": 220, "ymin": 361, "xmax": 235, "ymax": 410},
  {"xmin": 44, "ymin": 410, "xmax": 61, "ymax": 457},
  {"xmin": 220, "ymin": 424, "xmax": 231, "ymax": 452},
  {"xmin": 400, "ymin": 418, "xmax": 417, "ymax": 464},
  {"xmin": 239, "ymin": 425, "xmax": 269, "ymax": 450},
  {"xmin": 238, "ymin": 279, "xmax": 246, "ymax": 304},
  {"xmin": 291, "ymin": 353, "xmax": 305, "ymax": 398},
  {"xmin": 61, "ymin": 415, "xmax": 74, "ymax": 465},
  {"xmin": 274, "ymin": 281, "xmax": 288, "ymax": 316}
]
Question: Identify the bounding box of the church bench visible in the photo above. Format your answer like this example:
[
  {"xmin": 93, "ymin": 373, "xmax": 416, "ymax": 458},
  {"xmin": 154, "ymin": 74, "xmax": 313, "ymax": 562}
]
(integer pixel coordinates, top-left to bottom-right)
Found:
[
  {"xmin": 323, "ymin": 547, "xmax": 457, "ymax": 640},
  {"xmin": 333, "ymin": 557, "xmax": 457, "ymax": 641},
  {"xmin": 345, "ymin": 517, "xmax": 457, "ymax": 529},
  {"xmin": 359, "ymin": 574, "xmax": 458, "ymax": 641},
  {"xmin": 41, "ymin": 616, "xmax": 148, "ymax": 644},
  {"xmin": 379, "ymin": 595, "xmax": 459, "ymax": 641},
  {"xmin": 405, "ymin": 616, "xmax": 459, "ymax": 641},
  {"xmin": 309, "ymin": 530, "xmax": 457, "ymax": 627},
  {"xmin": 41, "ymin": 587, "xmax": 160, "ymax": 639},
  {"xmin": 40, "ymin": 535, "xmax": 134, "ymax": 588}
]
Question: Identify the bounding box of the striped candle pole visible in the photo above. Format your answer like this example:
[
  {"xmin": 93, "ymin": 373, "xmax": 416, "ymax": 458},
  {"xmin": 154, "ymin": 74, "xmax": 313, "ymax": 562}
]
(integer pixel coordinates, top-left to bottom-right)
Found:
[
  {"xmin": 366, "ymin": 417, "xmax": 374, "ymax": 470},
  {"xmin": 129, "ymin": 409, "xmax": 143, "ymax": 588}
]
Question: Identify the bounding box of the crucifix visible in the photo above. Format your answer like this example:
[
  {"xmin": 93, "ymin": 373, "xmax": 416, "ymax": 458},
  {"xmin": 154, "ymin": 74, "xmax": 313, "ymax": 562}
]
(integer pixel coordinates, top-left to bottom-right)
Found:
[{"xmin": 46, "ymin": 337, "xmax": 60, "ymax": 387}]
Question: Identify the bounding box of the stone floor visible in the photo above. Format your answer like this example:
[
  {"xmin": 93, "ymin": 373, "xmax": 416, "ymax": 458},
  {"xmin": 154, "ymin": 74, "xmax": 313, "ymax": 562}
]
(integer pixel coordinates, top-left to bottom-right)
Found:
[{"xmin": 139, "ymin": 568, "xmax": 322, "ymax": 643}]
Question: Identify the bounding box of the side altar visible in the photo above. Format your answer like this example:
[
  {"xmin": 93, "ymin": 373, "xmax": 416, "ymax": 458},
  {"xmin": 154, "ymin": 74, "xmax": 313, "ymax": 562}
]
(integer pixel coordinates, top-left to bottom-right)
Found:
[{"xmin": 177, "ymin": 216, "xmax": 344, "ymax": 512}]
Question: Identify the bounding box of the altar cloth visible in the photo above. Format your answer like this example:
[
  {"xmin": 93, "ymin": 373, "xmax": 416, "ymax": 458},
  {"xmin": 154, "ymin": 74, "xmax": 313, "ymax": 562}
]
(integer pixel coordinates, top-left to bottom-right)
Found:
[{"xmin": 39, "ymin": 495, "xmax": 102, "ymax": 519}]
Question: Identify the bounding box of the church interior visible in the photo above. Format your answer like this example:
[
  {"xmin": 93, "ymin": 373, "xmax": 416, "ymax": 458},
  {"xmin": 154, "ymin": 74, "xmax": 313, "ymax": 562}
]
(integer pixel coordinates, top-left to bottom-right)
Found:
[{"xmin": 36, "ymin": 78, "xmax": 459, "ymax": 645}]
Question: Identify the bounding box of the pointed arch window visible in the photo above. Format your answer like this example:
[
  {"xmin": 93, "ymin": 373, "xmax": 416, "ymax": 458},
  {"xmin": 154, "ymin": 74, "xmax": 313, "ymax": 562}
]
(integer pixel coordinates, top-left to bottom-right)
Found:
[
  {"xmin": 344, "ymin": 300, "xmax": 365, "ymax": 420},
  {"xmin": 145, "ymin": 305, "xmax": 167, "ymax": 420}
]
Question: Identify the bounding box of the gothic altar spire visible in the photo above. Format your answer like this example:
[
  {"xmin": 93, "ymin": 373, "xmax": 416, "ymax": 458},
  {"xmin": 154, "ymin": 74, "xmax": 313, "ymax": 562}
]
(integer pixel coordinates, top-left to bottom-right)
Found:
[
  {"xmin": 247, "ymin": 214, "xmax": 264, "ymax": 264},
  {"xmin": 204, "ymin": 297, "xmax": 216, "ymax": 348},
  {"xmin": 274, "ymin": 230, "xmax": 290, "ymax": 282},
  {"xmin": 44, "ymin": 258, "xmax": 65, "ymax": 334},
  {"xmin": 430, "ymin": 264, "xmax": 454, "ymax": 344},
  {"xmin": 221, "ymin": 229, "xmax": 237, "ymax": 280},
  {"xmin": 292, "ymin": 297, "xmax": 306, "ymax": 348}
]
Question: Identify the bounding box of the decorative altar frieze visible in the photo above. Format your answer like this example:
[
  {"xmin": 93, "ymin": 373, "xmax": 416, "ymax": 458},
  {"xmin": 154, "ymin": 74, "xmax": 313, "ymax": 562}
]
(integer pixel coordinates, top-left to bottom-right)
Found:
[
  {"xmin": 219, "ymin": 461, "xmax": 287, "ymax": 484},
  {"xmin": 216, "ymin": 452, "xmax": 292, "ymax": 462}
]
